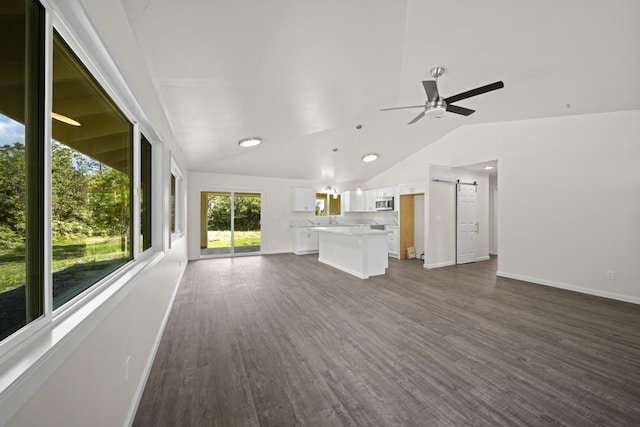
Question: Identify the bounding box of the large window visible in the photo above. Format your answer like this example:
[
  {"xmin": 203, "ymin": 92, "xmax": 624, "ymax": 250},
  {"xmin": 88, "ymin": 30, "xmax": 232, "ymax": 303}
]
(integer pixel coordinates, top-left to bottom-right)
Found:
[
  {"xmin": 0, "ymin": 0, "xmax": 45, "ymax": 342},
  {"xmin": 51, "ymin": 32, "xmax": 133, "ymax": 309},
  {"xmin": 0, "ymin": 0, "xmax": 157, "ymax": 347}
]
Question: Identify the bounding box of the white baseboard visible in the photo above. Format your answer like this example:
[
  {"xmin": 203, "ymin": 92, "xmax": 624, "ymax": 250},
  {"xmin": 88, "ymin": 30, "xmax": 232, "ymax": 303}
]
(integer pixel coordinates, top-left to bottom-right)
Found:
[
  {"xmin": 318, "ymin": 257, "xmax": 369, "ymax": 279},
  {"xmin": 424, "ymin": 260, "xmax": 455, "ymax": 269},
  {"xmin": 489, "ymin": 251, "xmax": 498, "ymax": 256},
  {"xmin": 264, "ymin": 250, "xmax": 291, "ymax": 255},
  {"xmin": 496, "ymin": 271, "xmax": 640, "ymax": 306},
  {"xmin": 292, "ymin": 250, "xmax": 319, "ymax": 255},
  {"xmin": 476, "ymin": 256, "xmax": 490, "ymax": 262},
  {"xmin": 125, "ymin": 261, "xmax": 188, "ymax": 426}
]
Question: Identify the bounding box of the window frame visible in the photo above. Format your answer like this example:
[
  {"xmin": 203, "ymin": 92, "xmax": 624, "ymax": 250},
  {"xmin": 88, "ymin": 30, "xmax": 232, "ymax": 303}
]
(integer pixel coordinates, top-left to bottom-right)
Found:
[
  {"xmin": 139, "ymin": 132, "xmax": 153, "ymax": 254},
  {"xmin": 170, "ymin": 155, "xmax": 185, "ymax": 243}
]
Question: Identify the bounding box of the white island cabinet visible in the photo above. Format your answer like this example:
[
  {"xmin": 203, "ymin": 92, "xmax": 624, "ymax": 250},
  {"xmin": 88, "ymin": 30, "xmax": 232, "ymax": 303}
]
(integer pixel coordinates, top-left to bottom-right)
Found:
[{"xmin": 317, "ymin": 227, "xmax": 388, "ymax": 279}]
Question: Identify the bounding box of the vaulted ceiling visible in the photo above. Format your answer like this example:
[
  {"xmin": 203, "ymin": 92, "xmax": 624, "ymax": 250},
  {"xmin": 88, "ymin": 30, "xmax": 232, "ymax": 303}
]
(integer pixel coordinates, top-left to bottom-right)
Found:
[{"xmin": 112, "ymin": 0, "xmax": 639, "ymax": 185}]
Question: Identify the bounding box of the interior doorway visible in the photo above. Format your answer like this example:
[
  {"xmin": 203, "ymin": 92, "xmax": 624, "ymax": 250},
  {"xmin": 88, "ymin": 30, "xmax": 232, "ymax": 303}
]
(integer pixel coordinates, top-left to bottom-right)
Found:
[
  {"xmin": 399, "ymin": 193, "xmax": 425, "ymax": 259},
  {"xmin": 199, "ymin": 191, "xmax": 263, "ymax": 257}
]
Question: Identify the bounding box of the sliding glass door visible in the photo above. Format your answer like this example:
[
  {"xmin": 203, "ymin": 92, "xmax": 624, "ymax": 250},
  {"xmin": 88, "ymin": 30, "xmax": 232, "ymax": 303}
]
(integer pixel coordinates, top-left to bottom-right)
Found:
[{"xmin": 200, "ymin": 191, "xmax": 262, "ymax": 256}]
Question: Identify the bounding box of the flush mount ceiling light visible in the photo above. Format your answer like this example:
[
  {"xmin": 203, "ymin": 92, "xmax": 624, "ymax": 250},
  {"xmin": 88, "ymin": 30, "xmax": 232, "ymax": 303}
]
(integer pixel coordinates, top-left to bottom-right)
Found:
[
  {"xmin": 361, "ymin": 153, "xmax": 378, "ymax": 163},
  {"xmin": 238, "ymin": 137, "xmax": 262, "ymax": 148},
  {"xmin": 484, "ymin": 165, "xmax": 495, "ymax": 170},
  {"xmin": 51, "ymin": 112, "xmax": 81, "ymax": 127}
]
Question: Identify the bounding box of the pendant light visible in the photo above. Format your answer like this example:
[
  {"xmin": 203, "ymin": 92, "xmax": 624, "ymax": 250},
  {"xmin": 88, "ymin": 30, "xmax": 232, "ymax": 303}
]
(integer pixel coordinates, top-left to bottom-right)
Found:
[{"xmin": 356, "ymin": 124, "xmax": 363, "ymax": 194}]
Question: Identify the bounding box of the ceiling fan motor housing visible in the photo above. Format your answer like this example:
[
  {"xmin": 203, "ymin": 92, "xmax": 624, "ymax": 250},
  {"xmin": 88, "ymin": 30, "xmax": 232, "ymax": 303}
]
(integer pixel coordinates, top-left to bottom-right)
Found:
[{"xmin": 426, "ymin": 99, "xmax": 447, "ymax": 118}]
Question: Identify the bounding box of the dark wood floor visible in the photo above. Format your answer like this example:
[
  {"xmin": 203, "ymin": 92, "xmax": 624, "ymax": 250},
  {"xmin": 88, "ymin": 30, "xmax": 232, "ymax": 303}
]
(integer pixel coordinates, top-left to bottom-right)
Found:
[{"xmin": 133, "ymin": 255, "xmax": 640, "ymax": 426}]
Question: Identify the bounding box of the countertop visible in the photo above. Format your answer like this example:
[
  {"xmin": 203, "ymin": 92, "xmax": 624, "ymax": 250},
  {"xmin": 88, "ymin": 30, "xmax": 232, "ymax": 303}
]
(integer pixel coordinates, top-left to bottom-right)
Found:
[
  {"xmin": 315, "ymin": 226, "xmax": 388, "ymax": 236},
  {"xmin": 290, "ymin": 223, "xmax": 396, "ymax": 229}
]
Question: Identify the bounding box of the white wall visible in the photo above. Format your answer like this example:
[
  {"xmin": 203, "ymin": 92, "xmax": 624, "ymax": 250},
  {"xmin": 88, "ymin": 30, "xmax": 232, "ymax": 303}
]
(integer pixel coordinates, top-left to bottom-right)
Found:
[
  {"xmin": 489, "ymin": 174, "xmax": 499, "ymax": 255},
  {"xmin": 366, "ymin": 110, "xmax": 640, "ymax": 302}
]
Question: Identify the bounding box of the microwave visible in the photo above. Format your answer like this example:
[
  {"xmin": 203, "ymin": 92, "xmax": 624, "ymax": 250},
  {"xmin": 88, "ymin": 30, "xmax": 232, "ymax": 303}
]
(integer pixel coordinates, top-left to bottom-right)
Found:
[{"xmin": 375, "ymin": 197, "xmax": 394, "ymax": 210}]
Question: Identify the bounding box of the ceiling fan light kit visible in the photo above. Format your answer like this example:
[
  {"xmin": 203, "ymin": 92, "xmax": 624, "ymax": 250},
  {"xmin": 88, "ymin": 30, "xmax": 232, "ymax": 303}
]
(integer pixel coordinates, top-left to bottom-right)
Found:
[
  {"xmin": 381, "ymin": 66, "xmax": 504, "ymax": 124},
  {"xmin": 425, "ymin": 100, "xmax": 447, "ymax": 119}
]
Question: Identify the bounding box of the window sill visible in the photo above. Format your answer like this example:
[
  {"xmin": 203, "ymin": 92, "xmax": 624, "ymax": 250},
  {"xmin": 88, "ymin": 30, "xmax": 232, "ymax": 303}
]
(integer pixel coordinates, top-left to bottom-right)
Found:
[{"xmin": 0, "ymin": 250, "xmax": 164, "ymax": 426}]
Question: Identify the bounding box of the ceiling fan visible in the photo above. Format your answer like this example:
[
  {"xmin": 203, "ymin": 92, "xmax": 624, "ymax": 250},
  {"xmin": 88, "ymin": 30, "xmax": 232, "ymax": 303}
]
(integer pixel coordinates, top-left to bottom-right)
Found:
[{"xmin": 381, "ymin": 67, "xmax": 504, "ymax": 124}]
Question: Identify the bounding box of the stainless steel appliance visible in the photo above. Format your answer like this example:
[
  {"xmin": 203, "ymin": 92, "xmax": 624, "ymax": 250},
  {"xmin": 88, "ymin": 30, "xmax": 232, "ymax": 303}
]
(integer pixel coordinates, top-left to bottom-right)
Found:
[{"xmin": 375, "ymin": 197, "xmax": 394, "ymax": 211}]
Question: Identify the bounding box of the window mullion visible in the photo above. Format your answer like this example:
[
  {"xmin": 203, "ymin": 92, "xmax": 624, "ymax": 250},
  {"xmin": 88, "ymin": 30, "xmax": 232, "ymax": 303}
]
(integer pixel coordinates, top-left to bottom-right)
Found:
[
  {"xmin": 132, "ymin": 124, "xmax": 140, "ymax": 260},
  {"xmin": 43, "ymin": 5, "xmax": 54, "ymax": 319}
]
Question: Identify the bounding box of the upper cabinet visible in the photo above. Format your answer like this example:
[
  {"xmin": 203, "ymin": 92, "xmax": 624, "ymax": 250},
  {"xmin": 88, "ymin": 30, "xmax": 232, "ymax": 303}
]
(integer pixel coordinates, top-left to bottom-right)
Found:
[
  {"xmin": 343, "ymin": 190, "xmax": 365, "ymax": 212},
  {"xmin": 376, "ymin": 187, "xmax": 395, "ymax": 198},
  {"xmin": 343, "ymin": 190, "xmax": 376, "ymax": 212},
  {"xmin": 398, "ymin": 181, "xmax": 425, "ymax": 195},
  {"xmin": 364, "ymin": 190, "xmax": 377, "ymax": 212},
  {"xmin": 291, "ymin": 187, "xmax": 316, "ymax": 212}
]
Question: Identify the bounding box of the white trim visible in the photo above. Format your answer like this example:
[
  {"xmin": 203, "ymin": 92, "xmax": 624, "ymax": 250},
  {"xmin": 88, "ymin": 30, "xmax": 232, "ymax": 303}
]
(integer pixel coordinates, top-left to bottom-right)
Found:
[
  {"xmin": 476, "ymin": 256, "xmax": 491, "ymax": 262},
  {"xmin": 264, "ymin": 250, "xmax": 291, "ymax": 255},
  {"xmin": 318, "ymin": 257, "xmax": 369, "ymax": 279},
  {"xmin": 489, "ymin": 251, "xmax": 498, "ymax": 256},
  {"xmin": 43, "ymin": 1, "xmax": 54, "ymax": 325},
  {"xmin": 496, "ymin": 271, "xmax": 640, "ymax": 305},
  {"xmin": 133, "ymin": 123, "xmax": 141, "ymax": 260},
  {"xmin": 293, "ymin": 250, "xmax": 320, "ymax": 255},
  {"xmin": 124, "ymin": 260, "xmax": 187, "ymax": 427},
  {"xmin": 424, "ymin": 260, "xmax": 456, "ymax": 269}
]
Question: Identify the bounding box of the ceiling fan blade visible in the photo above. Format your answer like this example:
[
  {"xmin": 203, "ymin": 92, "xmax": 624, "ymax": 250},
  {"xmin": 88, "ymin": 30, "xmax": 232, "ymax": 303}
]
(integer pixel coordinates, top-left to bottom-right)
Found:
[
  {"xmin": 380, "ymin": 105, "xmax": 425, "ymax": 111},
  {"xmin": 407, "ymin": 111, "xmax": 426, "ymax": 125},
  {"xmin": 422, "ymin": 80, "xmax": 439, "ymax": 102},
  {"xmin": 446, "ymin": 104, "xmax": 475, "ymax": 116},
  {"xmin": 444, "ymin": 81, "xmax": 504, "ymax": 104}
]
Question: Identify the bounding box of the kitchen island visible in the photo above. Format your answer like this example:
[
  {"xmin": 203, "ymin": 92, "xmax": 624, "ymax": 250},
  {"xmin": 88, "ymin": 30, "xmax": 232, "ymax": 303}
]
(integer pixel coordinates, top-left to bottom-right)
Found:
[{"xmin": 317, "ymin": 227, "xmax": 389, "ymax": 279}]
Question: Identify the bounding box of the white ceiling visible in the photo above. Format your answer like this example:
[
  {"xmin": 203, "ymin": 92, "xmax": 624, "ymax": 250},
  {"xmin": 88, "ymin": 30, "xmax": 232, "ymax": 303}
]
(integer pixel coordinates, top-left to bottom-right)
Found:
[{"xmin": 118, "ymin": 0, "xmax": 640, "ymax": 186}]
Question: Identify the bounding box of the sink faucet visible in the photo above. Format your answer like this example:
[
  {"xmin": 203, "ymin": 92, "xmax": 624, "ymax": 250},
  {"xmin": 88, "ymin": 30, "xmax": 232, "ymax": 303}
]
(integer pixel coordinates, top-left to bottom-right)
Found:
[{"xmin": 330, "ymin": 213, "xmax": 338, "ymax": 224}]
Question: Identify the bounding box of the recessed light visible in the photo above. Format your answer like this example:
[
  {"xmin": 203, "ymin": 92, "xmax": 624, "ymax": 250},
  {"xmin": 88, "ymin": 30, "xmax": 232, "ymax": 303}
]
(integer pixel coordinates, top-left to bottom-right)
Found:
[
  {"xmin": 52, "ymin": 112, "xmax": 81, "ymax": 127},
  {"xmin": 484, "ymin": 165, "xmax": 494, "ymax": 170},
  {"xmin": 238, "ymin": 137, "xmax": 262, "ymax": 147},
  {"xmin": 361, "ymin": 153, "xmax": 378, "ymax": 163}
]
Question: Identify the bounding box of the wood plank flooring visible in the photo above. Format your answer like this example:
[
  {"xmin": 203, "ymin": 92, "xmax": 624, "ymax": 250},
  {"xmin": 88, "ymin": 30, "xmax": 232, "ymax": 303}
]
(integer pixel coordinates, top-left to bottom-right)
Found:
[{"xmin": 133, "ymin": 255, "xmax": 640, "ymax": 426}]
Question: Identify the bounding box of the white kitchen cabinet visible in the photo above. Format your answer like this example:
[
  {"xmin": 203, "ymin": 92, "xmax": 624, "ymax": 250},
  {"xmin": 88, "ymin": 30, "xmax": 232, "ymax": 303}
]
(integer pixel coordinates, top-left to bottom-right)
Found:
[
  {"xmin": 364, "ymin": 190, "xmax": 377, "ymax": 212},
  {"xmin": 398, "ymin": 181, "xmax": 425, "ymax": 195},
  {"xmin": 343, "ymin": 190, "xmax": 365, "ymax": 212},
  {"xmin": 292, "ymin": 228, "xmax": 319, "ymax": 254},
  {"xmin": 386, "ymin": 226, "xmax": 399, "ymax": 258},
  {"xmin": 376, "ymin": 187, "xmax": 395, "ymax": 198},
  {"xmin": 291, "ymin": 187, "xmax": 316, "ymax": 212}
]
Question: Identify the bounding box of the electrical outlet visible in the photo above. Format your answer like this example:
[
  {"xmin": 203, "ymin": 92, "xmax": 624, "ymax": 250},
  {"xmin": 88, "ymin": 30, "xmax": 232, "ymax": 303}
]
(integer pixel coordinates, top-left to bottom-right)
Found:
[{"xmin": 606, "ymin": 270, "xmax": 615, "ymax": 280}]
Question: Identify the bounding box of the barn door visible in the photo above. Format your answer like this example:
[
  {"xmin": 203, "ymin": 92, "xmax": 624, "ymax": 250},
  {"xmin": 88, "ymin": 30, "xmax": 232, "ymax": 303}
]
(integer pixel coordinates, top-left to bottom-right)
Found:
[{"xmin": 456, "ymin": 183, "xmax": 477, "ymax": 264}]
